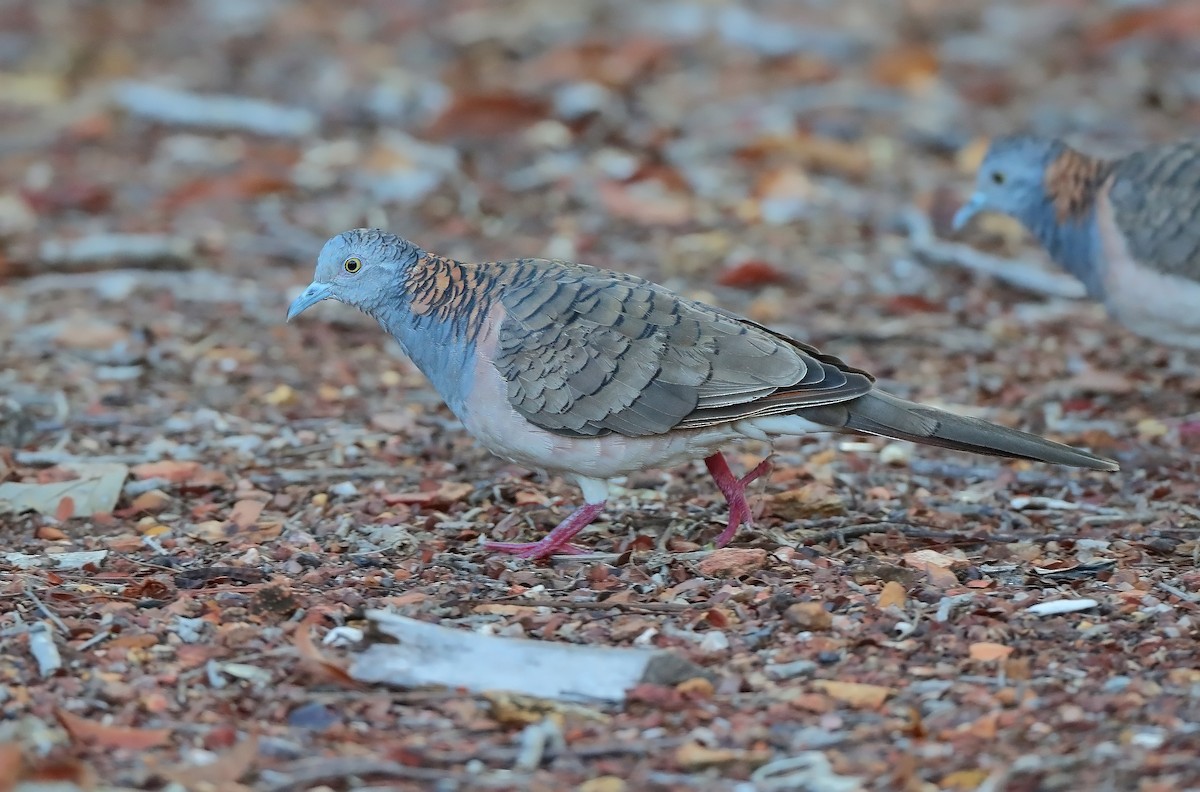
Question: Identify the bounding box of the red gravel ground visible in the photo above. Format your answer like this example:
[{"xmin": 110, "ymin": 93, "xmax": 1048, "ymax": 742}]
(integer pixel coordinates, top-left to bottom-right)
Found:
[{"xmin": 2, "ymin": 2, "xmax": 1199, "ymax": 790}]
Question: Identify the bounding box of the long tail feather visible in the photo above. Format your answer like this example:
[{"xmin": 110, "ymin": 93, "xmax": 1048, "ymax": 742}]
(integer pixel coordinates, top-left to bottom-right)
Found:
[{"xmin": 800, "ymin": 390, "xmax": 1118, "ymax": 471}]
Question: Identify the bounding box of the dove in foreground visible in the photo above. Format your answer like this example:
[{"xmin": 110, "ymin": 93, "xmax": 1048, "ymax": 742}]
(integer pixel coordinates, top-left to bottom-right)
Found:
[
  {"xmin": 288, "ymin": 229, "xmax": 1118, "ymax": 559},
  {"xmin": 954, "ymin": 136, "xmax": 1200, "ymax": 350}
]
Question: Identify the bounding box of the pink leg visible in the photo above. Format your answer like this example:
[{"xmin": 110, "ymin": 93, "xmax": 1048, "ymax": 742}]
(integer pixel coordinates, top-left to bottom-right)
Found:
[
  {"xmin": 484, "ymin": 501, "xmax": 606, "ymax": 560},
  {"xmin": 704, "ymin": 453, "xmax": 772, "ymax": 546}
]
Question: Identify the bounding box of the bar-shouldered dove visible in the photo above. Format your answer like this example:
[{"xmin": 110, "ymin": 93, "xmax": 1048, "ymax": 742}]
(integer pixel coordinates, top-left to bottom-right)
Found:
[
  {"xmin": 953, "ymin": 136, "xmax": 1200, "ymax": 350},
  {"xmin": 288, "ymin": 229, "xmax": 1117, "ymax": 559}
]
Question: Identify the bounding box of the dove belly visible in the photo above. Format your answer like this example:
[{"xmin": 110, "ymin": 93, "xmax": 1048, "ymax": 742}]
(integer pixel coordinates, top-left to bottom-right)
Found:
[{"xmin": 1103, "ymin": 263, "xmax": 1200, "ymax": 349}]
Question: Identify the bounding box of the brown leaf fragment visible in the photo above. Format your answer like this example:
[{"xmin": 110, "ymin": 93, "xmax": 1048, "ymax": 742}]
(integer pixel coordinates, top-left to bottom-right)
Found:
[
  {"xmin": 785, "ymin": 602, "xmax": 832, "ymax": 631},
  {"xmin": 942, "ymin": 769, "xmax": 991, "ymax": 790},
  {"xmin": 131, "ymin": 460, "xmax": 201, "ymax": 483},
  {"xmin": 812, "ymin": 680, "xmax": 892, "ymax": 708},
  {"xmin": 293, "ymin": 615, "xmax": 362, "ymax": 689},
  {"xmin": 674, "ymin": 742, "xmax": 742, "ymax": 771},
  {"xmin": 969, "ymin": 642, "xmax": 1013, "ymax": 662},
  {"xmin": 878, "ymin": 580, "xmax": 907, "ymax": 609},
  {"xmin": 424, "ymin": 93, "xmax": 549, "ymax": 141},
  {"xmin": 0, "ymin": 744, "xmax": 20, "ymax": 792},
  {"xmin": 229, "ymin": 498, "xmax": 265, "ymax": 529},
  {"xmin": 716, "ymin": 260, "xmax": 791, "ymax": 289},
  {"xmin": 56, "ymin": 707, "xmax": 171, "ymax": 750},
  {"xmin": 770, "ymin": 483, "xmax": 847, "ymax": 520},
  {"xmin": 158, "ymin": 732, "xmax": 258, "ymax": 788},
  {"xmin": 903, "ymin": 549, "xmax": 964, "ymax": 587},
  {"xmin": 694, "ymin": 548, "xmax": 767, "ymax": 577}
]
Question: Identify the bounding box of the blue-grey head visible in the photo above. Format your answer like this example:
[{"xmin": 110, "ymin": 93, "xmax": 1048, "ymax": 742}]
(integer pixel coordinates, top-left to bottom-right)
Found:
[
  {"xmin": 286, "ymin": 229, "xmax": 419, "ymax": 322},
  {"xmin": 952, "ymin": 136, "xmax": 1063, "ymax": 232}
]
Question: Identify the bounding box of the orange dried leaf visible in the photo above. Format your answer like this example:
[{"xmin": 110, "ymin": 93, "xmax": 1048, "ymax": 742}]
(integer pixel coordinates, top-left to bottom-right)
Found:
[
  {"xmin": 0, "ymin": 743, "xmax": 21, "ymax": 792},
  {"xmin": 132, "ymin": 460, "xmax": 201, "ymax": 483},
  {"xmin": 53, "ymin": 496, "xmax": 75, "ymax": 522},
  {"xmin": 229, "ymin": 499, "xmax": 265, "ymax": 529},
  {"xmin": 969, "ymin": 642, "xmax": 1014, "ymax": 662},
  {"xmin": 56, "ymin": 708, "xmax": 171, "ymax": 750},
  {"xmin": 942, "ymin": 768, "xmax": 991, "ymax": 790},
  {"xmin": 878, "ymin": 580, "xmax": 906, "ymax": 609},
  {"xmin": 870, "ymin": 44, "xmax": 939, "ymax": 90},
  {"xmin": 425, "ymin": 93, "xmax": 548, "ymax": 141},
  {"xmin": 717, "ymin": 260, "xmax": 790, "ymax": 290},
  {"xmin": 812, "ymin": 680, "xmax": 892, "ymax": 708},
  {"xmin": 36, "ymin": 525, "xmax": 68, "ymax": 541}
]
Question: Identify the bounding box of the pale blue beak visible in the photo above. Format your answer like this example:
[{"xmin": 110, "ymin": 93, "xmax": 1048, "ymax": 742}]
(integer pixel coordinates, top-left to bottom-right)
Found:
[
  {"xmin": 951, "ymin": 193, "xmax": 988, "ymax": 232},
  {"xmin": 287, "ymin": 281, "xmax": 333, "ymax": 321}
]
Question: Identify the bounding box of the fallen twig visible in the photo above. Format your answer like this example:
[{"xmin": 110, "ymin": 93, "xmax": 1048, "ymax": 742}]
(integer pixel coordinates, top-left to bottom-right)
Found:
[
  {"xmin": 114, "ymin": 82, "xmax": 317, "ymax": 137},
  {"xmin": 37, "ymin": 233, "xmax": 195, "ymax": 272},
  {"xmin": 463, "ymin": 597, "xmax": 704, "ymax": 614},
  {"xmin": 259, "ymin": 758, "xmax": 461, "ymax": 792},
  {"xmin": 1156, "ymin": 580, "xmax": 1200, "ymax": 607},
  {"xmin": 901, "ymin": 207, "xmax": 1086, "ymax": 300}
]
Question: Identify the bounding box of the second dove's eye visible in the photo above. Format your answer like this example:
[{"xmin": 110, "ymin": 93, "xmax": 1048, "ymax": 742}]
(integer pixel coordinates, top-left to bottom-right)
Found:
[
  {"xmin": 991, "ymin": 171, "xmax": 1006, "ymax": 185},
  {"xmin": 344, "ymin": 257, "xmax": 362, "ymax": 273}
]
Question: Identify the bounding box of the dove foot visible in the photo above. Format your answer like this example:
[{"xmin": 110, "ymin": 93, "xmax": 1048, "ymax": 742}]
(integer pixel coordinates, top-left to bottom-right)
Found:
[
  {"xmin": 705, "ymin": 453, "xmax": 773, "ymax": 547},
  {"xmin": 485, "ymin": 501, "xmax": 606, "ymax": 559}
]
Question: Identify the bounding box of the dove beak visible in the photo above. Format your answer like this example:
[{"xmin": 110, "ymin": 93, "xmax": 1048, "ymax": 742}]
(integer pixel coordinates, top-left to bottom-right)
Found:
[
  {"xmin": 287, "ymin": 281, "xmax": 333, "ymax": 321},
  {"xmin": 951, "ymin": 193, "xmax": 987, "ymax": 232}
]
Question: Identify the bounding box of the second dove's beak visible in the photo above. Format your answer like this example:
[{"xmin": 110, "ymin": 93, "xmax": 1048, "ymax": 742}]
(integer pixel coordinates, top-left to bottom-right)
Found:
[
  {"xmin": 287, "ymin": 281, "xmax": 334, "ymax": 321},
  {"xmin": 951, "ymin": 193, "xmax": 988, "ymax": 232}
]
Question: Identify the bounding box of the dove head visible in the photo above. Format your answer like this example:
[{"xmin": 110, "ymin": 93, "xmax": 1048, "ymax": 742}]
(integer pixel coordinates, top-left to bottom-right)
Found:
[
  {"xmin": 287, "ymin": 228, "xmax": 419, "ymax": 322},
  {"xmin": 952, "ymin": 136, "xmax": 1063, "ymax": 233}
]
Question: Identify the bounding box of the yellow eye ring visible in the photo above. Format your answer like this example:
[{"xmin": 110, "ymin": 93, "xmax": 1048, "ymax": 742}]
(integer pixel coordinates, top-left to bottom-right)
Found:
[{"xmin": 343, "ymin": 257, "xmax": 362, "ymax": 274}]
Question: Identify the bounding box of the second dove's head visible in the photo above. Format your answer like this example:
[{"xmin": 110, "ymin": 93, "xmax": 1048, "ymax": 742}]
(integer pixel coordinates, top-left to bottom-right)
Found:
[
  {"xmin": 287, "ymin": 228, "xmax": 417, "ymax": 321},
  {"xmin": 953, "ymin": 136, "xmax": 1061, "ymax": 232}
]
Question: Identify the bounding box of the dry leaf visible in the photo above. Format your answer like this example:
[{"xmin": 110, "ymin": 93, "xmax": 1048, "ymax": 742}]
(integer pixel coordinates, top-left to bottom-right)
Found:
[
  {"xmin": 229, "ymin": 499, "xmax": 265, "ymax": 529},
  {"xmin": 131, "ymin": 460, "xmax": 200, "ymax": 483},
  {"xmin": 941, "ymin": 768, "xmax": 991, "ymax": 790},
  {"xmin": 969, "ymin": 642, "xmax": 1013, "ymax": 662},
  {"xmin": 785, "ymin": 602, "xmax": 832, "ymax": 631},
  {"xmin": 293, "ymin": 614, "xmax": 362, "ymax": 689},
  {"xmin": 878, "ymin": 580, "xmax": 907, "ymax": 609},
  {"xmin": 597, "ymin": 179, "xmax": 691, "ymax": 226},
  {"xmin": 674, "ymin": 741, "xmax": 741, "ymax": 771},
  {"xmin": 770, "ymin": 483, "xmax": 846, "ymax": 520},
  {"xmin": 717, "ymin": 260, "xmax": 791, "ymax": 289},
  {"xmin": 158, "ymin": 732, "xmax": 258, "ymax": 787},
  {"xmin": 0, "ymin": 463, "xmax": 127, "ymax": 518},
  {"xmin": 694, "ymin": 548, "xmax": 767, "ymax": 578},
  {"xmin": 578, "ymin": 777, "xmax": 628, "ymax": 792},
  {"xmin": 56, "ymin": 707, "xmax": 171, "ymax": 750},
  {"xmin": 812, "ymin": 680, "xmax": 892, "ymax": 708},
  {"xmin": 0, "ymin": 743, "xmax": 20, "ymax": 792},
  {"xmin": 425, "ymin": 93, "xmax": 549, "ymax": 141}
]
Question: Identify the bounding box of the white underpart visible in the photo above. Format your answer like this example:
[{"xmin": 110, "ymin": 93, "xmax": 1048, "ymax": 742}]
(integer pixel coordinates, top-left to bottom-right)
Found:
[{"xmin": 1097, "ymin": 193, "xmax": 1200, "ymax": 349}]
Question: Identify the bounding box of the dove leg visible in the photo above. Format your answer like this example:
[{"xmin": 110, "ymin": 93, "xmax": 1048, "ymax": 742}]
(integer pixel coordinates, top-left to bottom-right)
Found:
[
  {"xmin": 485, "ymin": 502, "xmax": 606, "ymax": 559},
  {"xmin": 705, "ymin": 453, "xmax": 772, "ymax": 546},
  {"xmin": 485, "ymin": 476, "xmax": 610, "ymax": 559}
]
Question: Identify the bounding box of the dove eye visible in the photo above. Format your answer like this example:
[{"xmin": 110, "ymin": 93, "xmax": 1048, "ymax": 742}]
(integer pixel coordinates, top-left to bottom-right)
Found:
[
  {"xmin": 343, "ymin": 257, "xmax": 362, "ymax": 274},
  {"xmin": 990, "ymin": 171, "xmax": 1006, "ymax": 185}
]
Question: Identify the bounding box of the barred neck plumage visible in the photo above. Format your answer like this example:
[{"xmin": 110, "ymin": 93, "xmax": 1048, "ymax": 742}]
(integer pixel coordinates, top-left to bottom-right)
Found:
[
  {"xmin": 1024, "ymin": 144, "xmax": 1114, "ymax": 300},
  {"xmin": 369, "ymin": 253, "xmax": 542, "ymax": 417}
]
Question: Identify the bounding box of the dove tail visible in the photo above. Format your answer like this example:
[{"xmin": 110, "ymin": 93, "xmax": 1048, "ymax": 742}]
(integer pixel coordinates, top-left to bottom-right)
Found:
[{"xmin": 801, "ymin": 390, "xmax": 1119, "ymax": 471}]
